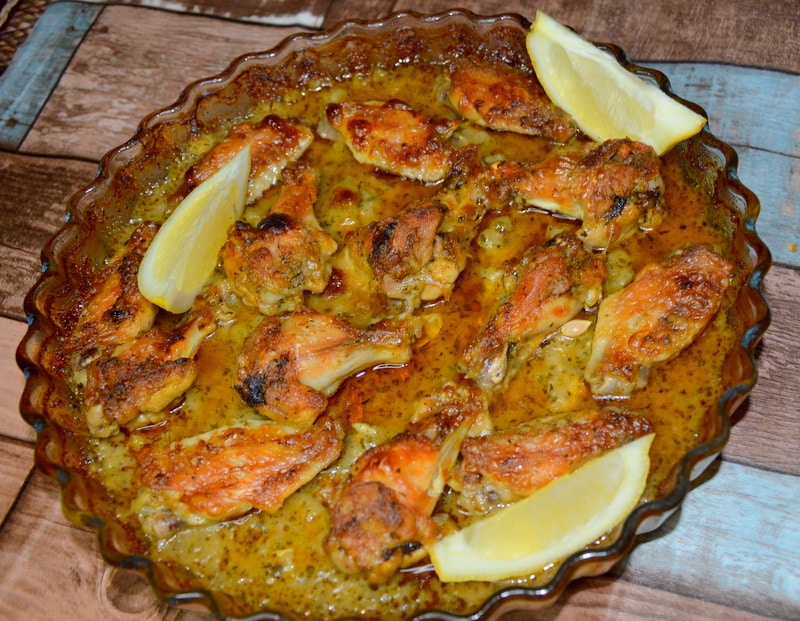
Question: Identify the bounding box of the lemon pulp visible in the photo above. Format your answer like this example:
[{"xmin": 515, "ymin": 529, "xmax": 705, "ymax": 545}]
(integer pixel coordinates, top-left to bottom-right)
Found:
[
  {"xmin": 526, "ymin": 11, "xmax": 706, "ymax": 155},
  {"xmin": 429, "ymin": 433, "xmax": 654, "ymax": 582},
  {"xmin": 138, "ymin": 145, "xmax": 251, "ymax": 313}
]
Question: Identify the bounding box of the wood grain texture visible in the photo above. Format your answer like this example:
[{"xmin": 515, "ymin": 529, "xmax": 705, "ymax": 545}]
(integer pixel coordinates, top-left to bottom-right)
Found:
[
  {"xmin": 503, "ymin": 575, "xmax": 778, "ymax": 621},
  {"xmin": 0, "ymin": 2, "xmax": 101, "ymax": 149},
  {"xmin": 83, "ymin": 0, "xmax": 329, "ymax": 27},
  {"xmin": 0, "ymin": 470, "xmax": 211, "ymax": 621},
  {"xmin": 0, "ymin": 437, "xmax": 32, "ymax": 522},
  {"xmin": 21, "ymin": 5, "xmax": 305, "ymax": 159},
  {"xmin": 724, "ymin": 266, "xmax": 800, "ymax": 475},
  {"xmin": 0, "ymin": 317, "xmax": 31, "ymax": 442},
  {"xmin": 0, "ymin": 152, "xmax": 97, "ymax": 320},
  {"xmin": 623, "ymin": 459, "xmax": 800, "ymax": 619},
  {"xmin": 391, "ymin": 0, "xmax": 800, "ymax": 73}
]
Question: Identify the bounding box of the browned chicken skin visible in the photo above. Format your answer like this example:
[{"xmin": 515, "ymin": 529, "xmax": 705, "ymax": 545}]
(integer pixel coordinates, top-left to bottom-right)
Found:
[
  {"xmin": 342, "ymin": 146, "xmax": 494, "ymax": 311},
  {"xmin": 506, "ymin": 138, "xmax": 665, "ymax": 249},
  {"xmin": 66, "ymin": 222, "xmax": 158, "ymax": 354},
  {"xmin": 325, "ymin": 100, "xmax": 458, "ymax": 182},
  {"xmin": 325, "ymin": 382, "xmax": 488, "ymax": 583},
  {"xmin": 324, "ymin": 434, "xmax": 440, "ymax": 583},
  {"xmin": 220, "ymin": 165, "xmax": 338, "ymax": 315},
  {"xmin": 183, "ymin": 115, "xmax": 314, "ymax": 203},
  {"xmin": 236, "ymin": 308, "xmax": 418, "ymax": 428},
  {"xmin": 585, "ymin": 245, "xmax": 734, "ymax": 396},
  {"xmin": 447, "ymin": 57, "xmax": 577, "ymax": 143},
  {"xmin": 461, "ymin": 232, "xmax": 606, "ymax": 390},
  {"xmin": 83, "ymin": 308, "xmax": 215, "ymax": 437},
  {"xmin": 451, "ymin": 408, "xmax": 654, "ymax": 513},
  {"xmin": 135, "ymin": 414, "xmax": 344, "ymax": 537}
]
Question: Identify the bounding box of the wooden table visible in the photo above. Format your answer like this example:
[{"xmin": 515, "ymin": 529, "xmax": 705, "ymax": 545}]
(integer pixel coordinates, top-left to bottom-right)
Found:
[{"xmin": 0, "ymin": 1, "xmax": 797, "ymax": 619}]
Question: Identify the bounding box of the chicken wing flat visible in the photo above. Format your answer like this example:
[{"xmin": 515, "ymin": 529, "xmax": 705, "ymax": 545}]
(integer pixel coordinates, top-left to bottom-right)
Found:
[
  {"xmin": 220, "ymin": 165, "xmax": 338, "ymax": 315},
  {"xmin": 135, "ymin": 414, "xmax": 343, "ymax": 537},
  {"xmin": 325, "ymin": 100, "xmax": 458, "ymax": 182},
  {"xmin": 65, "ymin": 222, "xmax": 158, "ymax": 354},
  {"xmin": 183, "ymin": 115, "xmax": 314, "ymax": 204},
  {"xmin": 447, "ymin": 57, "xmax": 577, "ymax": 143},
  {"xmin": 451, "ymin": 408, "xmax": 654, "ymax": 513},
  {"xmin": 585, "ymin": 245, "xmax": 734, "ymax": 396},
  {"xmin": 461, "ymin": 232, "xmax": 606, "ymax": 390}
]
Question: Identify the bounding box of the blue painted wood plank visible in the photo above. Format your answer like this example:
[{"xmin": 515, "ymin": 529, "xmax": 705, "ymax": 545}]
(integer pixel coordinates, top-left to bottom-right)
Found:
[
  {"xmin": 624, "ymin": 459, "xmax": 800, "ymax": 618},
  {"xmin": 648, "ymin": 63, "xmax": 800, "ymax": 158},
  {"xmin": 736, "ymin": 146, "xmax": 799, "ymax": 268},
  {"xmin": 644, "ymin": 63, "xmax": 800, "ymax": 268},
  {"xmin": 0, "ymin": 2, "xmax": 102, "ymax": 150}
]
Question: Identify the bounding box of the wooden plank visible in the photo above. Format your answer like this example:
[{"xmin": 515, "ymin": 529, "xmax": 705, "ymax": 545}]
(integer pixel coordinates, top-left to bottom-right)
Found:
[
  {"xmin": 644, "ymin": 63, "xmax": 800, "ymax": 268},
  {"xmin": 724, "ymin": 266, "xmax": 800, "ymax": 476},
  {"xmin": 0, "ymin": 317, "xmax": 31, "ymax": 443},
  {"xmin": 622, "ymin": 459, "xmax": 800, "ymax": 619},
  {"xmin": 0, "ymin": 437, "xmax": 33, "ymax": 523},
  {"xmin": 0, "ymin": 152, "xmax": 98, "ymax": 320},
  {"xmin": 21, "ymin": 5, "xmax": 307, "ymax": 160},
  {"xmin": 646, "ymin": 64, "xmax": 799, "ymax": 158},
  {"xmin": 733, "ymin": 146, "xmax": 799, "ymax": 268},
  {"xmin": 504, "ymin": 575, "xmax": 777, "ymax": 620},
  {"xmin": 322, "ymin": 0, "xmax": 396, "ymax": 28},
  {"xmin": 0, "ymin": 2, "xmax": 102, "ymax": 150},
  {"xmin": 0, "ymin": 470, "xmax": 213, "ymax": 621},
  {"xmin": 82, "ymin": 0, "xmax": 329, "ymax": 28},
  {"xmin": 390, "ymin": 0, "xmax": 800, "ymax": 73}
]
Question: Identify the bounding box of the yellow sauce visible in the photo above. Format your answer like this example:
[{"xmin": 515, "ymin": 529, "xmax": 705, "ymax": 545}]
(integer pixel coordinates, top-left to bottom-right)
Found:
[{"xmin": 78, "ymin": 61, "xmax": 741, "ymax": 620}]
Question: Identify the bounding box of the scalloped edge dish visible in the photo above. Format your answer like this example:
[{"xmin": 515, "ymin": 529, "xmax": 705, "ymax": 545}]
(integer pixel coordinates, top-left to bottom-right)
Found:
[{"xmin": 16, "ymin": 9, "xmax": 771, "ymax": 621}]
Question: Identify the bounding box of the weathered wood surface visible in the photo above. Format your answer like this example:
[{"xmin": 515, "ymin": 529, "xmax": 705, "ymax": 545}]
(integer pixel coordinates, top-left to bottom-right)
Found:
[{"xmin": 0, "ymin": 0, "xmax": 797, "ymax": 619}]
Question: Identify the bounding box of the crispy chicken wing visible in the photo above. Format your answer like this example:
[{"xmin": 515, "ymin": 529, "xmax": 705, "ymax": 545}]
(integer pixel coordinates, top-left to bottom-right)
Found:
[
  {"xmin": 462, "ymin": 232, "xmax": 606, "ymax": 390},
  {"xmin": 325, "ymin": 100, "xmax": 458, "ymax": 182},
  {"xmin": 508, "ymin": 138, "xmax": 665, "ymax": 249},
  {"xmin": 67, "ymin": 222, "xmax": 158, "ymax": 354},
  {"xmin": 325, "ymin": 382, "xmax": 487, "ymax": 583},
  {"xmin": 446, "ymin": 58, "xmax": 577, "ymax": 143},
  {"xmin": 236, "ymin": 308, "xmax": 418, "ymax": 428},
  {"xmin": 585, "ymin": 245, "xmax": 734, "ymax": 396},
  {"xmin": 183, "ymin": 115, "xmax": 314, "ymax": 204},
  {"xmin": 83, "ymin": 308, "xmax": 215, "ymax": 437},
  {"xmin": 451, "ymin": 408, "xmax": 654, "ymax": 513},
  {"xmin": 220, "ymin": 165, "xmax": 338, "ymax": 315},
  {"xmin": 135, "ymin": 414, "xmax": 344, "ymax": 537},
  {"xmin": 341, "ymin": 146, "xmax": 493, "ymax": 311}
]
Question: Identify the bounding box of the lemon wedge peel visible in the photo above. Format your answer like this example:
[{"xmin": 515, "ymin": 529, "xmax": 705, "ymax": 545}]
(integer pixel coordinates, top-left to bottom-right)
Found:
[
  {"xmin": 138, "ymin": 145, "xmax": 251, "ymax": 314},
  {"xmin": 429, "ymin": 432, "xmax": 654, "ymax": 583},
  {"xmin": 526, "ymin": 11, "xmax": 706, "ymax": 155}
]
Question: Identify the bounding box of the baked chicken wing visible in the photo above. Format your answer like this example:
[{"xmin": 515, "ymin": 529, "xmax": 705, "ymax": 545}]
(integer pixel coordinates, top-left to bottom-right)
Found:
[
  {"xmin": 447, "ymin": 57, "xmax": 577, "ymax": 143},
  {"xmin": 220, "ymin": 165, "xmax": 338, "ymax": 315},
  {"xmin": 461, "ymin": 232, "xmax": 605, "ymax": 390},
  {"xmin": 325, "ymin": 100, "xmax": 458, "ymax": 182},
  {"xmin": 135, "ymin": 414, "xmax": 343, "ymax": 537},
  {"xmin": 585, "ymin": 245, "xmax": 734, "ymax": 396},
  {"xmin": 507, "ymin": 138, "xmax": 665, "ymax": 249},
  {"xmin": 236, "ymin": 308, "xmax": 418, "ymax": 428},
  {"xmin": 451, "ymin": 408, "xmax": 654, "ymax": 513},
  {"xmin": 182, "ymin": 114, "xmax": 314, "ymax": 204}
]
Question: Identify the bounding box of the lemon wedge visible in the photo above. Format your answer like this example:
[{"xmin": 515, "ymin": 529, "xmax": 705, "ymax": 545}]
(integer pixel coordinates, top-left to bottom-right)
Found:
[
  {"xmin": 429, "ymin": 432, "xmax": 654, "ymax": 583},
  {"xmin": 526, "ymin": 11, "xmax": 706, "ymax": 155},
  {"xmin": 138, "ymin": 146, "xmax": 251, "ymax": 313}
]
